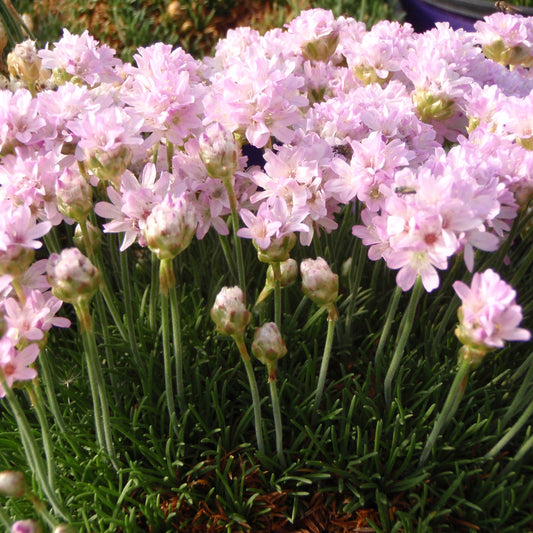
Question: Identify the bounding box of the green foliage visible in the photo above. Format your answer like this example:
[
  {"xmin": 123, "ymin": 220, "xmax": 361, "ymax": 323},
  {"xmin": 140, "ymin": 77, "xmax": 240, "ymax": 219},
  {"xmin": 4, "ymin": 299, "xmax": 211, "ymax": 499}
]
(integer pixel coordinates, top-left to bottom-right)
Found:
[{"xmin": 1, "ymin": 206, "xmax": 532, "ymax": 531}]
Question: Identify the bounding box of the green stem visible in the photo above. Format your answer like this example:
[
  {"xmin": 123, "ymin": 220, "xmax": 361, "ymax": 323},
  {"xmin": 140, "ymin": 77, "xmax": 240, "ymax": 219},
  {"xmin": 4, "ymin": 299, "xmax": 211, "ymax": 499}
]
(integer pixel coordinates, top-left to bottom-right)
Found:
[
  {"xmin": 502, "ymin": 354, "xmax": 533, "ymax": 428},
  {"xmin": 38, "ymin": 347, "xmax": 67, "ymax": 433},
  {"xmin": 224, "ymin": 179, "xmax": 246, "ymax": 293},
  {"xmin": 159, "ymin": 259, "xmax": 177, "ymax": 430},
  {"xmin": 313, "ymin": 311, "xmax": 337, "ymax": 415},
  {"xmin": 75, "ymin": 301, "xmax": 117, "ymax": 466},
  {"xmin": 344, "ymin": 238, "xmax": 368, "ymax": 332},
  {"xmin": 419, "ymin": 357, "xmax": 471, "ymax": 466},
  {"xmin": 119, "ymin": 249, "xmax": 147, "ymax": 388},
  {"xmin": 268, "ymin": 367, "xmax": 285, "ymax": 466},
  {"xmin": 169, "ymin": 264, "xmax": 185, "ymax": 412},
  {"xmin": 511, "ymin": 242, "xmax": 533, "ymax": 287},
  {"xmin": 486, "ymin": 399, "xmax": 533, "ymax": 459},
  {"xmin": 234, "ymin": 335, "xmax": 265, "ymax": 455},
  {"xmin": 384, "ymin": 277, "xmax": 424, "ymax": 406},
  {"xmin": 374, "ymin": 285, "xmax": 402, "ymax": 378},
  {"xmin": 0, "ymin": 371, "xmax": 70, "ymax": 521},
  {"xmin": 149, "ymin": 253, "xmax": 159, "ymax": 332},
  {"xmin": 25, "ymin": 383, "xmax": 56, "ymax": 491},
  {"xmin": 502, "ymin": 433, "xmax": 533, "ymax": 477},
  {"xmin": 272, "ymin": 262, "xmax": 282, "ymax": 329},
  {"xmin": 218, "ymin": 234, "xmax": 237, "ymax": 282}
]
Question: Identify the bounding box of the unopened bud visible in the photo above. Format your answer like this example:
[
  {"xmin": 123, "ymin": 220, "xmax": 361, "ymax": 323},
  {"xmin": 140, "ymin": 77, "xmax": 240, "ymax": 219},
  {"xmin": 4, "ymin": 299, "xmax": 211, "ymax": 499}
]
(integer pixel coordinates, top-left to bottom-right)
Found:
[
  {"xmin": 53, "ymin": 525, "xmax": 77, "ymax": 533},
  {"xmin": 11, "ymin": 520, "xmax": 42, "ymax": 533},
  {"xmin": 73, "ymin": 221, "xmax": 102, "ymax": 256},
  {"xmin": 301, "ymin": 257, "xmax": 338, "ymax": 308},
  {"xmin": 56, "ymin": 167, "xmax": 93, "ymax": 223},
  {"xmin": 46, "ymin": 248, "xmax": 101, "ymax": 304},
  {"xmin": 7, "ymin": 40, "xmax": 41, "ymax": 86},
  {"xmin": 255, "ymin": 233, "xmax": 297, "ymax": 264},
  {"xmin": 267, "ymin": 258, "xmax": 298, "ymax": 288},
  {"xmin": 302, "ymin": 28, "xmax": 339, "ymax": 62},
  {"xmin": 21, "ymin": 14, "xmax": 34, "ymax": 34},
  {"xmin": 252, "ymin": 322, "xmax": 287, "ymax": 367},
  {"xmin": 199, "ymin": 122, "xmax": 239, "ymax": 181},
  {"xmin": 0, "ymin": 470, "xmax": 26, "ymax": 498},
  {"xmin": 211, "ymin": 286, "xmax": 251, "ymax": 337},
  {"xmin": 86, "ymin": 146, "xmax": 132, "ymax": 189},
  {"xmin": 143, "ymin": 194, "xmax": 197, "ymax": 260}
]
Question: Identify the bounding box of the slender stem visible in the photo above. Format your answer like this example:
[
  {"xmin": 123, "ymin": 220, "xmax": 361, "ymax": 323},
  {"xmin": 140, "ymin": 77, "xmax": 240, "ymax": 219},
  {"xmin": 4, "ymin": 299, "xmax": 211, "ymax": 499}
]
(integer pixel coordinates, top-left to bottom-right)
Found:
[
  {"xmin": 502, "ymin": 433, "xmax": 533, "ymax": 476},
  {"xmin": 218, "ymin": 234, "xmax": 237, "ymax": 282},
  {"xmin": 119, "ymin": 248, "xmax": 147, "ymax": 387},
  {"xmin": 272, "ymin": 262, "xmax": 282, "ymax": 329},
  {"xmin": 384, "ymin": 277, "xmax": 424, "ymax": 406},
  {"xmin": 268, "ymin": 366, "xmax": 285, "ymax": 466},
  {"xmin": 344, "ymin": 239, "xmax": 367, "ymax": 332},
  {"xmin": 313, "ymin": 311, "xmax": 337, "ymax": 415},
  {"xmin": 502, "ymin": 354, "xmax": 533, "ymax": 428},
  {"xmin": 419, "ymin": 357, "xmax": 471, "ymax": 466},
  {"xmin": 169, "ymin": 263, "xmax": 185, "ymax": 412},
  {"xmin": 75, "ymin": 301, "xmax": 117, "ymax": 466},
  {"xmin": 0, "ymin": 371, "xmax": 70, "ymax": 521},
  {"xmin": 511, "ymin": 242, "xmax": 533, "ymax": 287},
  {"xmin": 374, "ymin": 285, "xmax": 402, "ymax": 377},
  {"xmin": 159, "ymin": 259, "xmax": 177, "ymax": 431},
  {"xmin": 149, "ymin": 253, "xmax": 159, "ymax": 331},
  {"xmin": 25, "ymin": 383, "xmax": 56, "ymax": 490},
  {"xmin": 234, "ymin": 335, "xmax": 265, "ymax": 454},
  {"xmin": 37, "ymin": 348, "xmax": 67, "ymax": 433},
  {"xmin": 486, "ymin": 399, "xmax": 533, "ymax": 459},
  {"xmin": 224, "ymin": 179, "xmax": 246, "ymax": 293}
]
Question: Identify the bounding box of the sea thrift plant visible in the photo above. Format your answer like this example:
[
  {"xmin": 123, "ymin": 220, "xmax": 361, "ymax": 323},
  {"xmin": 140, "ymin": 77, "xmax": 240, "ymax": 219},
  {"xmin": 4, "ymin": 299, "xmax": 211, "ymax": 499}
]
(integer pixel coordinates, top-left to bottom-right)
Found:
[{"xmin": 0, "ymin": 7, "xmax": 531, "ymax": 530}]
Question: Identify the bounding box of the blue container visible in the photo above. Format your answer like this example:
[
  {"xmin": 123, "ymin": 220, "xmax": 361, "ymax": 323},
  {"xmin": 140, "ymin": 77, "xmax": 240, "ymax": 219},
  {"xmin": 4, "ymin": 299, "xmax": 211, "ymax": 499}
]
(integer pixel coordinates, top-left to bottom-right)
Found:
[{"xmin": 400, "ymin": 0, "xmax": 533, "ymax": 33}]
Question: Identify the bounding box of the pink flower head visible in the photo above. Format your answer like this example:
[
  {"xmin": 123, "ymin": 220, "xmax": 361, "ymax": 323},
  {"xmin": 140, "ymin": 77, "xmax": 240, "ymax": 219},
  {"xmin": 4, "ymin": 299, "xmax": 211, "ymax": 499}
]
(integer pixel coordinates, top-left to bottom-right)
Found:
[
  {"xmin": 94, "ymin": 163, "xmax": 171, "ymax": 250},
  {"xmin": 0, "ymin": 337, "xmax": 39, "ymax": 397},
  {"xmin": 120, "ymin": 42, "xmax": 204, "ymax": 147},
  {"xmin": 453, "ymin": 269, "xmax": 531, "ymax": 351},
  {"xmin": 38, "ymin": 28, "xmax": 122, "ymax": 86},
  {"xmin": 2, "ymin": 288, "xmax": 70, "ymax": 345},
  {"xmin": 0, "ymin": 201, "xmax": 51, "ymax": 277}
]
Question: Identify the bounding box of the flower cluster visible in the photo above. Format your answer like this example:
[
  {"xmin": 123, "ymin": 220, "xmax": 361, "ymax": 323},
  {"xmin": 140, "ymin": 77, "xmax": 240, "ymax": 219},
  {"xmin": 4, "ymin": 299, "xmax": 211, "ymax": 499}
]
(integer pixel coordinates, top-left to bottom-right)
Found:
[{"xmin": 0, "ymin": 8, "xmax": 532, "ymax": 396}]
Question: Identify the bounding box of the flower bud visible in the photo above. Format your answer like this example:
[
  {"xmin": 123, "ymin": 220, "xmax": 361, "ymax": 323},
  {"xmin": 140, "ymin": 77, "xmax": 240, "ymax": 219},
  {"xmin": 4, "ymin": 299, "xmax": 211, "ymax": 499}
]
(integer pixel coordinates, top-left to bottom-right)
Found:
[
  {"xmin": 86, "ymin": 146, "xmax": 132, "ymax": 189},
  {"xmin": 73, "ymin": 221, "xmax": 102, "ymax": 256},
  {"xmin": 21, "ymin": 13, "xmax": 34, "ymax": 33},
  {"xmin": 11, "ymin": 520, "xmax": 42, "ymax": 533},
  {"xmin": 255, "ymin": 233, "xmax": 297, "ymax": 264},
  {"xmin": 252, "ymin": 322, "xmax": 287, "ymax": 367},
  {"xmin": 267, "ymin": 258, "xmax": 298, "ymax": 289},
  {"xmin": 0, "ymin": 470, "xmax": 26, "ymax": 498},
  {"xmin": 210, "ymin": 286, "xmax": 251, "ymax": 337},
  {"xmin": 412, "ymin": 90, "xmax": 456, "ymax": 122},
  {"xmin": 56, "ymin": 167, "xmax": 93, "ymax": 223},
  {"xmin": 53, "ymin": 525, "xmax": 77, "ymax": 533},
  {"xmin": 199, "ymin": 122, "xmax": 239, "ymax": 181},
  {"xmin": 301, "ymin": 257, "xmax": 338, "ymax": 308},
  {"xmin": 46, "ymin": 248, "xmax": 101, "ymax": 305},
  {"xmin": 302, "ymin": 28, "xmax": 339, "ymax": 62},
  {"xmin": 143, "ymin": 194, "xmax": 197, "ymax": 260},
  {"xmin": 7, "ymin": 40, "xmax": 41, "ymax": 86}
]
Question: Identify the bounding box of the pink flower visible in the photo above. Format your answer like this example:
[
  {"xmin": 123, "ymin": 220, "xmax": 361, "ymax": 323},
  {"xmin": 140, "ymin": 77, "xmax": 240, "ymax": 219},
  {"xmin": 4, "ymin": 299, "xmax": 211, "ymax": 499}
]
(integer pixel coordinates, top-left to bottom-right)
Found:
[
  {"xmin": 2, "ymin": 289, "xmax": 70, "ymax": 344},
  {"xmin": 38, "ymin": 28, "xmax": 122, "ymax": 86},
  {"xmin": 453, "ymin": 269, "xmax": 531, "ymax": 350},
  {"xmin": 94, "ymin": 163, "xmax": 171, "ymax": 250},
  {"xmin": 0, "ymin": 338, "xmax": 39, "ymax": 397}
]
